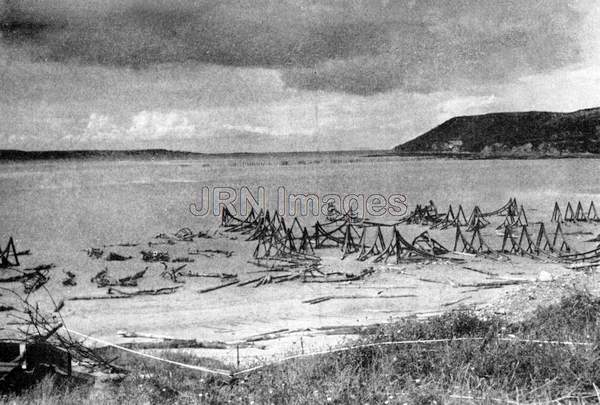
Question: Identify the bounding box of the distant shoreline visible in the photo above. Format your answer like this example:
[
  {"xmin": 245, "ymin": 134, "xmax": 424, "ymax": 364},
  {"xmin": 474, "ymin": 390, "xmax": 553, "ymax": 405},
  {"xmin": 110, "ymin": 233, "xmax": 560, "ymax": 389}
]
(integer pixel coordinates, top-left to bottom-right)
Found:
[
  {"xmin": 1, "ymin": 148, "xmax": 599, "ymax": 162},
  {"xmin": 0, "ymin": 149, "xmax": 379, "ymax": 162}
]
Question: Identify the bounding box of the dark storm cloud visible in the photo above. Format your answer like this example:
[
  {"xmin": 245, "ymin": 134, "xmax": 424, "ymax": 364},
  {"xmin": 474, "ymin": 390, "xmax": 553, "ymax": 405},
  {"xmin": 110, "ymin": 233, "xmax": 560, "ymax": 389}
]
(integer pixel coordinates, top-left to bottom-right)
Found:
[{"xmin": 0, "ymin": 0, "xmax": 584, "ymax": 95}]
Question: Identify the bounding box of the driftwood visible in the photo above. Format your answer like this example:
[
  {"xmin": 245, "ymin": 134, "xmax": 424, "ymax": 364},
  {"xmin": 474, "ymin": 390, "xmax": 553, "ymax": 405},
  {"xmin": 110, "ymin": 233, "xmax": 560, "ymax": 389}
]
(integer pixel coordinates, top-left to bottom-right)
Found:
[
  {"xmin": 116, "ymin": 331, "xmax": 258, "ymax": 349},
  {"xmin": 103, "ymin": 242, "xmax": 139, "ymax": 248},
  {"xmin": 462, "ymin": 266, "xmax": 499, "ymax": 277},
  {"xmin": 302, "ymin": 268, "xmax": 374, "ymax": 283},
  {"xmin": 441, "ymin": 296, "xmax": 472, "ymax": 307},
  {"xmin": 91, "ymin": 268, "xmax": 147, "ymax": 287},
  {"xmin": 416, "ymin": 277, "xmax": 448, "ymax": 285},
  {"xmin": 23, "ymin": 271, "xmax": 49, "ymax": 293},
  {"xmin": 23, "ymin": 264, "xmax": 55, "ymax": 272},
  {"xmin": 105, "ymin": 252, "xmax": 133, "ymax": 261},
  {"xmin": 188, "ymin": 249, "xmax": 233, "ymax": 258},
  {"xmin": 160, "ymin": 264, "xmax": 187, "ymax": 283},
  {"xmin": 182, "ymin": 271, "xmax": 237, "ymax": 279},
  {"xmin": 238, "ymin": 276, "xmax": 268, "ymax": 287},
  {"xmin": 457, "ymin": 280, "xmax": 529, "ymax": 289},
  {"xmin": 141, "ymin": 250, "xmax": 170, "ymax": 262},
  {"xmin": 68, "ymin": 286, "xmax": 181, "ymax": 300},
  {"xmin": 198, "ymin": 279, "xmax": 240, "ymax": 293},
  {"xmin": 0, "ymin": 272, "xmax": 38, "ymax": 283},
  {"xmin": 118, "ymin": 268, "xmax": 147, "ymax": 286},
  {"xmin": 118, "ymin": 340, "xmax": 228, "ymax": 350},
  {"xmin": 91, "ymin": 268, "xmax": 116, "ymax": 287},
  {"xmin": 86, "ymin": 248, "xmax": 104, "ymax": 259},
  {"xmin": 303, "ymin": 294, "xmax": 417, "ymax": 304},
  {"xmin": 174, "ymin": 227, "xmax": 195, "ymax": 241},
  {"xmin": 172, "ymin": 257, "xmax": 195, "ymax": 263},
  {"xmin": 62, "ymin": 271, "xmax": 77, "ymax": 286}
]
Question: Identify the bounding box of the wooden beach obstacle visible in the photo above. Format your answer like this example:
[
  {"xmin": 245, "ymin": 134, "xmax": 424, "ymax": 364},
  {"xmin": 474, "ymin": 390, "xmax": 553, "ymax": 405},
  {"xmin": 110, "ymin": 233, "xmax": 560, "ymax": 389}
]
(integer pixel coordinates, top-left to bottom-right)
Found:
[
  {"xmin": 479, "ymin": 197, "xmax": 518, "ymax": 217},
  {"xmin": 551, "ymin": 201, "xmax": 600, "ymax": 223},
  {"xmin": 560, "ymin": 244, "xmax": 600, "ymax": 263},
  {"xmin": 412, "ymin": 231, "xmax": 449, "ymax": 256},
  {"xmin": 440, "ymin": 205, "xmax": 468, "ymax": 230},
  {"xmin": 298, "ymin": 227, "xmax": 315, "ymax": 255},
  {"xmin": 588, "ymin": 201, "xmax": 600, "ymax": 222},
  {"xmin": 1, "ymin": 237, "xmax": 19, "ymax": 268},
  {"xmin": 501, "ymin": 225, "xmax": 524, "ymax": 255},
  {"xmin": 533, "ymin": 222, "xmax": 554, "ymax": 254},
  {"xmin": 400, "ymin": 201, "xmax": 442, "ymax": 226},
  {"xmin": 501, "ymin": 222, "xmax": 568, "ymax": 257},
  {"xmin": 575, "ymin": 202, "xmax": 587, "ymax": 221},
  {"xmin": 430, "ymin": 205, "xmax": 456, "ymax": 229},
  {"xmin": 453, "ymin": 224, "xmax": 495, "ymax": 256},
  {"xmin": 551, "ymin": 202, "xmax": 563, "ymax": 223},
  {"xmin": 341, "ymin": 223, "xmax": 361, "ymax": 259},
  {"xmin": 466, "ymin": 206, "xmax": 490, "ymax": 231},
  {"xmin": 373, "ymin": 227, "xmax": 459, "ymax": 264},
  {"xmin": 551, "ymin": 223, "xmax": 571, "ymax": 253},
  {"xmin": 564, "ymin": 202, "xmax": 575, "ymax": 222},
  {"xmin": 357, "ymin": 226, "xmax": 387, "ymax": 261}
]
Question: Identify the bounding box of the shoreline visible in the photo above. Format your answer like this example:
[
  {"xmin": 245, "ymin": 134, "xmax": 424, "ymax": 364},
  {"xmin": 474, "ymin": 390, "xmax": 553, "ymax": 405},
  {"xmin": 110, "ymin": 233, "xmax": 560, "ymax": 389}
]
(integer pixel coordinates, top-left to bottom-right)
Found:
[{"xmin": 1, "ymin": 148, "xmax": 599, "ymax": 163}]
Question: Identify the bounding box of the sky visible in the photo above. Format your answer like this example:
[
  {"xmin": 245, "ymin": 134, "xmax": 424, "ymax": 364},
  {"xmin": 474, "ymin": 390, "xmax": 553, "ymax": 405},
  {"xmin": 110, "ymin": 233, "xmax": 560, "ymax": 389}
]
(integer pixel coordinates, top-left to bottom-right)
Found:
[{"xmin": 1, "ymin": 0, "xmax": 600, "ymax": 153}]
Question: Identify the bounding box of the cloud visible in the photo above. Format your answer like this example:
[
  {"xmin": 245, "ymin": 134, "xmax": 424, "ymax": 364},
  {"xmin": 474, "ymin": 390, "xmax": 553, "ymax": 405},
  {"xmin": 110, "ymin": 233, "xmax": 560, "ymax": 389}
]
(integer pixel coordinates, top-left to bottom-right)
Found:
[
  {"xmin": 83, "ymin": 113, "xmax": 121, "ymax": 141},
  {"xmin": 127, "ymin": 110, "xmax": 195, "ymax": 139},
  {"xmin": 0, "ymin": 0, "xmax": 586, "ymax": 95},
  {"xmin": 78, "ymin": 110, "xmax": 196, "ymax": 144}
]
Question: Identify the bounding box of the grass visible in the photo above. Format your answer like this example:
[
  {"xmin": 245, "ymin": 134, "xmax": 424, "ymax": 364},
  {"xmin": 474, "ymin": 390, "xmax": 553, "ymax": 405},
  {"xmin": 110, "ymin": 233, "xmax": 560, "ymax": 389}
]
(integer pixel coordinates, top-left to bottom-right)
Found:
[{"xmin": 3, "ymin": 290, "xmax": 600, "ymax": 404}]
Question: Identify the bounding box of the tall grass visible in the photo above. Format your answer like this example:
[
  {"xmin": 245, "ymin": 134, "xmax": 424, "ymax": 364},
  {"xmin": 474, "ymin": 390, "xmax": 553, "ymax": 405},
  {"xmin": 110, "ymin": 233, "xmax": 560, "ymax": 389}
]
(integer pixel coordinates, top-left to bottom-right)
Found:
[{"xmin": 4, "ymin": 291, "xmax": 600, "ymax": 404}]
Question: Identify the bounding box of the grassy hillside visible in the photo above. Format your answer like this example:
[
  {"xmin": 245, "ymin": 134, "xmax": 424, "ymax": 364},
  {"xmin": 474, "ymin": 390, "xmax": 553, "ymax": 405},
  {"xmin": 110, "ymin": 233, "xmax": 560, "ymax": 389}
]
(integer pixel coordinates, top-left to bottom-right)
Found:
[
  {"xmin": 4, "ymin": 291, "xmax": 600, "ymax": 404},
  {"xmin": 394, "ymin": 107, "xmax": 600, "ymax": 155}
]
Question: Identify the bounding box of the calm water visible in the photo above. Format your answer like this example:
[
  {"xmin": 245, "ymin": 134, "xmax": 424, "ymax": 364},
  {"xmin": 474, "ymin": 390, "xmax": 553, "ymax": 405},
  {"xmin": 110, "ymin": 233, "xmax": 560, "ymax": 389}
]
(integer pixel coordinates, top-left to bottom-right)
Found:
[{"xmin": 1, "ymin": 154, "xmax": 598, "ymax": 255}]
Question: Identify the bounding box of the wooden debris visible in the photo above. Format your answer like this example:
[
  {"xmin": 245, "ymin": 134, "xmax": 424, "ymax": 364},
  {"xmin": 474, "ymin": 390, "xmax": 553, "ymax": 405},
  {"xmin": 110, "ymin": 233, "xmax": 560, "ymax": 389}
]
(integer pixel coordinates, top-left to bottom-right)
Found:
[
  {"xmin": 174, "ymin": 227, "xmax": 194, "ymax": 241},
  {"xmin": 160, "ymin": 263, "xmax": 187, "ymax": 283},
  {"xmin": 172, "ymin": 257, "xmax": 195, "ymax": 263},
  {"xmin": 303, "ymin": 294, "xmax": 417, "ymax": 305},
  {"xmin": 105, "ymin": 252, "xmax": 133, "ymax": 261},
  {"xmin": 68, "ymin": 286, "xmax": 181, "ymax": 300},
  {"xmin": 441, "ymin": 296, "xmax": 472, "ymax": 307},
  {"xmin": 103, "ymin": 242, "xmax": 139, "ymax": 248},
  {"xmin": 198, "ymin": 279, "xmax": 239, "ymax": 294},
  {"xmin": 118, "ymin": 268, "xmax": 147, "ymax": 287},
  {"xmin": 23, "ymin": 271, "xmax": 49, "ymax": 293},
  {"xmin": 0, "ymin": 237, "xmax": 20, "ymax": 268},
  {"xmin": 23, "ymin": 264, "xmax": 55, "ymax": 272},
  {"xmin": 182, "ymin": 270, "xmax": 237, "ymax": 279},
  {"xmin": 62, "ymin": 271, "xmax": 77, "ymax": 286},
  {"xmin": 91, "ymin": 268, "xmax": 147, "ymax": 287},
  {"xmin": 188, "ymin": 249, "xmax": 233, "ymax": 258},
  {"xmin": 86, "ymin": 248, "xmax": 104, "ymax": 259},
  {"xmin": 108, "ymin": 286, "xmax": 180, "ymax": 296},
  {"xmin": 90, "ymin": 268, "xmax": 116, "ymax": 287},
  {"xmin": 462, "ymin": 266, "xmax": 499, "ymax": 277},
  {"xmin": 141, "ymin": 250, "xmax": 170, "ymax": 262},
  {"xmin": 457, "ymin": 280, "xmax": 529, "ymax": 289}
]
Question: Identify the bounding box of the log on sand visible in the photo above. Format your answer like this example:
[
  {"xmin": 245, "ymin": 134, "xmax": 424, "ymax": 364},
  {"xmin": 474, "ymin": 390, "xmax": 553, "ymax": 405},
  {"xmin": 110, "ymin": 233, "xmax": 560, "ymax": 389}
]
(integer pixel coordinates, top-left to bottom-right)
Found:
[
  {"xmin": 303, "ymin": 294, "xmax": 417, "ymax": 305},
  {"xmin": 67, "ymin": 286, "xmax": 181, "ymax": 300},
  {"xmin": 198, "ymin": 279, "xmax": 239, "ymax": 293}
]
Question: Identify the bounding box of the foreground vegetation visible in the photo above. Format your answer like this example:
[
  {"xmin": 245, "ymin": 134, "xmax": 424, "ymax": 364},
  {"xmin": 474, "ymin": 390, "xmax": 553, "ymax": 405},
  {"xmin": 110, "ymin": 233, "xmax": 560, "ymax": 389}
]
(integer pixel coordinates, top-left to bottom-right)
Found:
[{"xmin": 4, "ymin": 290, "xmax": 600, "ymax": 404}]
